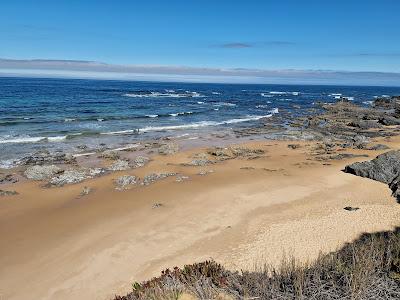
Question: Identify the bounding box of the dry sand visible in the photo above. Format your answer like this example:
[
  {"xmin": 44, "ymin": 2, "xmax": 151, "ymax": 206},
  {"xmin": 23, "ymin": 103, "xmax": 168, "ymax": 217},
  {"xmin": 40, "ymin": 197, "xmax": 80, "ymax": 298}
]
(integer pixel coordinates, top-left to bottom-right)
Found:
[{"xmin": 1, "ymin": 139, "xmax": 400, "ymax": 300}]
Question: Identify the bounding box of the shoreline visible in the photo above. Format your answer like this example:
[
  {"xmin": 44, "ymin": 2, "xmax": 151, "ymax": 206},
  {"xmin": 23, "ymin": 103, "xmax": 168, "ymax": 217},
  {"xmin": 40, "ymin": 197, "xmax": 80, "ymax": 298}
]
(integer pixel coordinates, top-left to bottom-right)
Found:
[{"xmin": 1, "ymin": 97, "xmax": 400, "ymax": 299}]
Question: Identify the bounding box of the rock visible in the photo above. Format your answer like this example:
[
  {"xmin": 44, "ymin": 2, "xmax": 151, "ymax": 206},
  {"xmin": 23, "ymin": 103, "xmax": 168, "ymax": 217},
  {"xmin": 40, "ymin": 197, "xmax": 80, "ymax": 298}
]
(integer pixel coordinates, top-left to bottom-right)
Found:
[
  {"xmin": 115, "ymin": 175, "xmax": 139, "ymax": 190},
  {"xmin": 49, "ymin": 170, "xmax": 88, "ymax": 186},
  {"xmin": 175, "ymin": 175, "xmax": 189, "ymax": 182},
  {"xmin": 373, "ymin": 96, "xmax": 400, "ymax": 109},
  {"xmin": 21, "ymin": 150, "xmax": 76, "ymax": 165},
  {"xmin": 344, "ymin": 150, "xmax": 400, "ymax": 200},
  {"xmin": 344, "ymin": 150, "xmax": 400, "ymax": 184},
  {"xmin": 158, "ymin": 143, "xmax": 179, "ymax": 155},
  {"xmin": 152, "ymin": 203, "xmax": 163, "ymax": 209},
  {"xmin": 364, "ymin": 144, "xmax": 390, "ymax": 151},
  {"xmin": 197, "ymin": 170, "xmax": 214, "ymax": 176},
  {"xmin": 0, "ymin": 189, "xmax": 18, "ymax": 196},
  {"xmin": 183, "ymin": 159, "xmax": 213, "ymax": 166},
  {"xmin": 378, "ymin": 116, "xmax": 400, "ymax": 126},
  {"xmin": 108, "ymin": 159, "xmax": 130, "ymax": 171},
  {"xmin": 99, "ymin": 151, "xmax": 120, "ymax": 160},
  {"xmin": 142, "ymin": 173, "xmax": 176, "ymax": 186},
  {"xmin": 0, "ymin": 174, "xmax": 19, "ymax": 184},
  {"xmin": 344, "ymin": 206, "xmax": 360, "ymax": 211},
  {"xmin": 131, "ymin": 156, "xmax": 150, "ymax": 168},
  {"xmin": 230, "ymin": 147, "xmax": 265, "ymax": 157},
  {"xmin": 88, "ymin": 168, "xmax": 106, "ymax": 177},
  {"xmin": 347, "ymin": 120, "xmax": 381, "ymax": 129},
  {"xmin": 24, "ymin": 165, "xmax": 62, "ymax": 180},
  {"xmin": 240, "ymin": 167, "xmax": 255, "ymax": 170},
  {"xmin": 288, "ymin": 144, "xmax": 301, "ymax": 149},
  {"xmin": 80, "ymin": 186, "xmax": 92, "ymax": 196},
  {"xmin": 320, "ymin": 153, "xmax": 369, "ymax": 161}
]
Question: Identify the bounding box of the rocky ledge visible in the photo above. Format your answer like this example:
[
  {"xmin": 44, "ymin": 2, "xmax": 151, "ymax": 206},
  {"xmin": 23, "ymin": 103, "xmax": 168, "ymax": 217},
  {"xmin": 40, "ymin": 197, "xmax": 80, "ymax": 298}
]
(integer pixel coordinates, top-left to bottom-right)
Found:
[{"xmin": 344, "ymin": 150, "xmax": 400, "ymax": 202}]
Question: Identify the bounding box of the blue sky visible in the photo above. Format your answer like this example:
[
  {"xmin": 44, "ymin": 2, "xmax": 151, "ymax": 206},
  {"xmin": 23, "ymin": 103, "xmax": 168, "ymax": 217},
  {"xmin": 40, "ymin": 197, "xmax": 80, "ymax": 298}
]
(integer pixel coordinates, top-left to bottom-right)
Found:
[{"xmin": 0, "ymin": 0, "xmax": 400, "ymax": 85}]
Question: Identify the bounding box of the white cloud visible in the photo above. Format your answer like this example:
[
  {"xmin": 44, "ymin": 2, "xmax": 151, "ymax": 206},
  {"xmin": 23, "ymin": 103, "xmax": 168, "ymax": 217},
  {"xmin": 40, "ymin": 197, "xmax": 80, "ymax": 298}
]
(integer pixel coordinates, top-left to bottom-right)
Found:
[{"xmin": 1, "ymin": 58, "xmax": 400, "ymax": 86}]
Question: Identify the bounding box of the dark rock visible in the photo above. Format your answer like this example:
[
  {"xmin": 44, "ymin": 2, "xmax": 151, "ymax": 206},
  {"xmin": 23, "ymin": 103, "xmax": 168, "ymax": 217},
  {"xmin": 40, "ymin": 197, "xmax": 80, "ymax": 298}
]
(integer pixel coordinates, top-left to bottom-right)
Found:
[
  {"xmin": 364, "ymin": 144, "xmax": 390, "ymax": 151},
  {"xmin": 344, "ymin": 150, "xmax": 400, "ymax": 184},
  {"xmin": 347, "ymin": 120, "xmax": 381, "ymax": 129},
  {"xmin": 344, "ymin": 150, "xmax": 400, "ymax": 201},
  {"xmin": 21, "ymin": 150, "xmax": 76, "ymax": 165},
  {"xmin": 0, "ymin": 174, "xmax": 19, "ymax": 184},
  {"xmin": 373, "ymin": 96, "xmax": 400, "ymax": 109},
  {"xmin": 378, "ymin": 116, "xmax": 400, "ymax": 126},
  {"xmin": 344, "ymin": 206, "xmax": 360, "ymax": 211},
  {"xmin": 288, "ymin": 144, "xmax": 301, "ymax": 149}
]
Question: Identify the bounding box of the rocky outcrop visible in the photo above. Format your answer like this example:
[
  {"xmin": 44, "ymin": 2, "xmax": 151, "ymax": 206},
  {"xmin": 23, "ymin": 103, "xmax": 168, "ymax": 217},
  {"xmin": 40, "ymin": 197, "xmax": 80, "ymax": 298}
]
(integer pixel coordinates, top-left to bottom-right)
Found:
[
  {"xmin": 24, "ymin": 165, "xmax": 62, "ymax": 180},
  {"xmin": 0, "ymin": 189, "xmax": 18, "ymax": 196},
  {"xmin": 344, "ymin": 150, "xmax": 400, "ymax": 201},
  {"xmin": 131, "ymin": 156, "xmax": 150, "ymax": 168},
  {"xmin": 158, "ymin": 143, "xmax": 179, "ymax": 155},
  {"xmin": 108, "ymin": 160, "xmax": 130, "ymax": 171},
  {"xmin": 21, "ymin": 150, "xmax": 76, "ymax": 165},
  {"xmin": 49, "ymin": 170, "xmax": 88, "ymax": 186},
  {"xmin": 142, "ymin": 173, "xmax": 177, "ymax": 185},
  {"xmin": 0, "ymin": 174, "xmax": 19, "ymax": 184},
  {"xmin": 115, "ymin": 175, "xmax": 139, "ymax": 190}
]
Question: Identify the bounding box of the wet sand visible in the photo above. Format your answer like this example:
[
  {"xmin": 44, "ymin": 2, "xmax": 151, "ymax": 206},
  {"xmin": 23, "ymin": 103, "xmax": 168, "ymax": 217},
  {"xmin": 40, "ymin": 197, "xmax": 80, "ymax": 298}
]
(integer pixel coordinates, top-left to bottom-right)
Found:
[{"xmin": 1, "ymin": 139, "xmax": 400, "ymax": 300}]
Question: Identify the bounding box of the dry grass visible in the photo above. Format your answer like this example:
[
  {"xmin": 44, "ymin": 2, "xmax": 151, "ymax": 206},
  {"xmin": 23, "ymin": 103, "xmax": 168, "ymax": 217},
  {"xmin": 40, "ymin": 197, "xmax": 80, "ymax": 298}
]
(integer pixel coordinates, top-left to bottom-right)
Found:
[{"xmin": 114, "ymin": 228, "xmax": 400, "ymax": 300}]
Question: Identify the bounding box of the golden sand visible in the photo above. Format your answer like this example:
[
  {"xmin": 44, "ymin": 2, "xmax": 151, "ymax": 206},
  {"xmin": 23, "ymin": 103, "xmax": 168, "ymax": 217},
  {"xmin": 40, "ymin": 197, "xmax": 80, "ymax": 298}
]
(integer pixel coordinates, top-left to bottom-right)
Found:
[{"xmin": 1, "ymin": 139, "xmax": 399, "ymax": 300}]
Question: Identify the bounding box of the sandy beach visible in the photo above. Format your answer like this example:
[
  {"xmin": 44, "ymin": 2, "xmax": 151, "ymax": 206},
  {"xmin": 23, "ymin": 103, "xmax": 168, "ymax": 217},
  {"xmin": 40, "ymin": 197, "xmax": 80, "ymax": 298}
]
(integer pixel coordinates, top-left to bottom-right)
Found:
[{"xmin": 1, "ymin": 136, "xmax": 400, "ymax": 300}]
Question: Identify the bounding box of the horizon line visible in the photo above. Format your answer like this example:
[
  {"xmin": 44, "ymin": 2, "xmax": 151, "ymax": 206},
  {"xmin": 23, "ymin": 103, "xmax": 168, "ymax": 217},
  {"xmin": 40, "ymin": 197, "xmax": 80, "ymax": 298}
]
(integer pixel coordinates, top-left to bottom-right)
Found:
[{"xmin": 1, "ymin": 58, "xmax": 400, "ymax": 86}]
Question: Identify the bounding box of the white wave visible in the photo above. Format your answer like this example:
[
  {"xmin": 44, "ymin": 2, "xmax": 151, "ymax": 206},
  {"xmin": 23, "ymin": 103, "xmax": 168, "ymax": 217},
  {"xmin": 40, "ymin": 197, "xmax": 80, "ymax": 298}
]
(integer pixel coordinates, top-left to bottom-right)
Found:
[
  {"xmin": 64, "ymin": 118, "xmax": 76, "ymax": 122},
  {"xmin": 329, "ymin": 93, "xmax": 342, "ymax": 97},
  {"xmin": 256, "ymin": 104, "xmax": 269, "ymax": 109},
  {"xmin": 269, "ymin": 91, "xmax": 287, "ymax": 95},
  {"xmin": 47, "ymin": 136, "xmax": 67, "ymax": 142},
  {"xmin": 0, "ymin": 159, "xmax": 19, "ymax": 169},
  {"xmin": 363, "ymin": 101, "xmax": 373, "ymax": 106},
  {"xmin": 197, "ymin": 101, "xmax": 205, "ymax": 104},
  {"xmin": 0, "ymin": 136, "xmax": 46, "ymax": 144},
  {"xmin": 270, "ymin": 108, "xmax": 279, "ymax": 114},
  {"xmin": 146, "ymin": 114, "xmax": 159, "ymax": 118},
  {"xmin": 0, "ymin": 135, "xmax": 66, "ymax": 144},
  {"xmin": 214, "ymin": 108, "xmax": 219, "ymax": 111},
  {"xmin": 214, "ymin": 102, "xmax": 236, "ymax": 107},
  {"xmin": 124, "ymin": 91, "xmax": 205, "ymax": 98},
  {"xmin": 292, "ymin": 92, "xmax": 300, "ymax": 96},
  {"xmin": 261, "ymin": 93, "xmax": 273, "ymax": 97},
  {"xmin": 334, "ymin": 96, "xmax": 342, "ymax": 99},
  {"xmin": 138, "ymin": 115, "xmax": 273, "ymax": 133},
  {"xmin": 101, "ymin": 129, "xmax": 138, "ymax": 135},
  {"xmin": 212, "ymin": 91, "xmax": 221, "ymax": 95},
  {"xmin": 97, "ymin": 118, "xmax": 105, "ymax": 122},
  {"xmin": 169, "ymin": 111, "xmax": 192, "ymax": 117}
]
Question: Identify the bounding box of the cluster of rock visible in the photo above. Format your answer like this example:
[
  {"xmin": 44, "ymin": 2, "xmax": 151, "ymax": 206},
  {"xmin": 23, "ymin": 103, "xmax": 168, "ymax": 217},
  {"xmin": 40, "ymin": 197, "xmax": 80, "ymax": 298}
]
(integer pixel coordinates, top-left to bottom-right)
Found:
[
  {"xmin": 114, "ymin": 172, "xmax": 181, "ymax": 190},
  {"xmin": 19, "ymin": 154, "xmax": 151, "ymax": 187},
  {"xmin": 344, "ymin": 150, "xmax": 400, "ymax": 201},
  {"xmin": 115, "ymin": 175, "xmax": 139, "ymax": 190},
  {"xmin": 108, "ymin": 156, "xmax": 150, "ymax": 171},
  {"xmin": 20, "ymin": 150, "xmax": 76, "ymax": 166},
  {"xmin": 158, "ymin": 143, "xmax": 179, "ymax": 155},
  {"xmin": 0, "ymin": 189, "xmax": 18, "ymax": 196},
  {"xmin": 207, "ymin": 146, "xmax": 265, "ymax": 161}
]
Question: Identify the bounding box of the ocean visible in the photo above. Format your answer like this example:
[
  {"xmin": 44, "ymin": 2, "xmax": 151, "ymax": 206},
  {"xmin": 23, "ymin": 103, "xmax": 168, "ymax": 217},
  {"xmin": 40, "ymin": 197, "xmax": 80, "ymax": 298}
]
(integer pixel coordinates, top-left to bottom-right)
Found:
[{"xmin": 1, "ymin": 76, "xmax": 400, "ymax": 168}]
